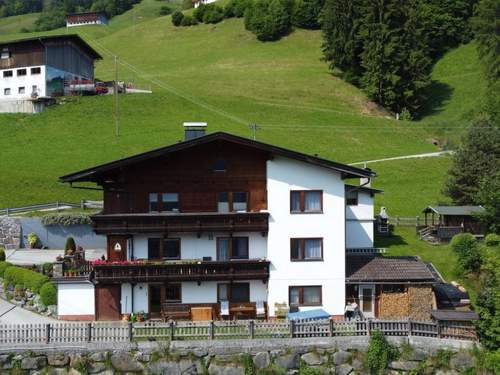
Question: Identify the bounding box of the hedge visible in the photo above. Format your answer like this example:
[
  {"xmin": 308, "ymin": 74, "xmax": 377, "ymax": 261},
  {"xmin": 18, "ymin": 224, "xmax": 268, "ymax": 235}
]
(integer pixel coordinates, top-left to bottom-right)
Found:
[
  {"xmin": 0, "ymin": 261, "xmax": 13, "ymax": 278},
  {"xmin": 3, "ymin": 265, "xmax": 49, "ymax": 293},
  {"xmin": 41, "ymin": 213, "xmax": 92, "ymax": 226},
  {"xmin": 40, "ymin": 282, "xmax": 57, "ymax": 306}
]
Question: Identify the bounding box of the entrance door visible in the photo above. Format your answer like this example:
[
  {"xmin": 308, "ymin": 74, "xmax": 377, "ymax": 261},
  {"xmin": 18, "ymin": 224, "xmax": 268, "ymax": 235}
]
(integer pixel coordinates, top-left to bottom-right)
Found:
[
  {"xmin": 96, "ymin": 285, "xmax": 121, "ymax": 320},
  {"xmin": 359, "ymin": 284, "xmax": 375, "ymax": 318},
  {"xmin": 149, "ymin": 284, "xmax": 163, "ymax": 317},
  {"xmin": 107, "ymin": 236, "xmax": 127, "ymax": 261}
]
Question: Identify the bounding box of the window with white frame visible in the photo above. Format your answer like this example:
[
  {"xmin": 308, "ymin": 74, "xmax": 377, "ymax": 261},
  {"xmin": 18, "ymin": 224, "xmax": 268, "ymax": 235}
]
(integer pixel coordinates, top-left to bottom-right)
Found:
[{"xmin": 4, "ymin": 88, "xmax": 11, "ymax": 96}]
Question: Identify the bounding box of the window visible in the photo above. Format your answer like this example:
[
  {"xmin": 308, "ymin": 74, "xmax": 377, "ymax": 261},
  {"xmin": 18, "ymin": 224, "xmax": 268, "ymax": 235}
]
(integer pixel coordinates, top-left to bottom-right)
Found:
[
  {"xmin": 346, "ymin": 190, "xmax": 358, "ymax": 206},
  {"xmin": 148, "ymin": 238, "xmax": 180, "ymax": 259},
  {"xmin": 217, "ymin": 192, "xmax": 229, "ymax": 212},
  {"xmin": 289, "ymin": 286, "xmax": 322, "ymax": 306},
  {"xmin": 18, "ymin": 87, "xmax": 25, "ymax": 94},
  {"xmin": 290, "ymin": 191, "xmax": 322, "ymax": 213},
  {"xmin": 218, "ymin": 192, "xmax": 248, "ymax": 212},
  {"xmin": 162, "ymin": 193, "xmax": 179, "ymax": 212},
  {"xmin": 232, "ymin": 192, "xmax": 247, "ymax": 211},
  {"xmin": 32, "ymin": 85, "xmax": 38, "ymax": 94},
  {"xmin": 148, "ymin": 238, "xmax": 161, "ymax": 259},
  {"xmin": 291, "ymin": 238, "xmax": 323, "ymax": 261},
  {"xmin": 1, "ymin": 48, "xmax": 10, "ymax": 59},
  {"xmin": 165, "ymin": 283, "xmax": 182, "ymax": 303},
  {"xmin": 17, "ymin": 69, "xmax": 27, "ymax": 76},
  {"xmin": 3, "ymin": 70, "xmax": 13, "ymax": 78},
  {"xmin": 218, "ymin": 283, "xmax": 250, "ymax": 303},
  {"xmin": 213, "ymin": 159, "xmax": 226, "ymax": 172},
  {"xmin": 30, "ymin": 67, "xmax": 41, "ymax": 75},
  {"xmin": 149, "ymin": 193, "xmax": 159, "ymax": 212},
  {"xmin": 163, "ymin": 238, "xmax": 180, "ymax": 259},
  {"xmin": 217, "ymin": 237, "xmax": 249, "ymax": 260},
  {"xmin": 4, "ymin": 88, "xmax": 10, "ymax": 96}
]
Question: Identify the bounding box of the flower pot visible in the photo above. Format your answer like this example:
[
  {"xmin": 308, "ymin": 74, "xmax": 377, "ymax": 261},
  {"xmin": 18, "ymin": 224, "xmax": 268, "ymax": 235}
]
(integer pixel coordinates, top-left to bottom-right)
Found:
[{"xmin": 122, "ymin": 314, "xmax": 131, "ymax": 321}]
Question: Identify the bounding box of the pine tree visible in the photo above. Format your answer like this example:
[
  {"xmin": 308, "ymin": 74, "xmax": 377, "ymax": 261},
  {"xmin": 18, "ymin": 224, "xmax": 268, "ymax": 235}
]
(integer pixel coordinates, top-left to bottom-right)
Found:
[
  {"xmin": 292, "ymin": 0, "xmax": 325, "ymax": 29},
  {"xmin": 321, "ymin": 0, "xmax": 364, "ymax": 83},
  {"xmin": 444, "ymin": 118, "xmax": 500, "ymax": 204}
]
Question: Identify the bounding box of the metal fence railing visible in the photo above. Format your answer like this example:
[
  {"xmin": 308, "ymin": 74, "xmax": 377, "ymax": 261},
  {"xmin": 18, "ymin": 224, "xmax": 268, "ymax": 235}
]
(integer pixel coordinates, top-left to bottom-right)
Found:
[{"xmin": 0, "ymin": 200, "xmax": 103, "ymax": 216}]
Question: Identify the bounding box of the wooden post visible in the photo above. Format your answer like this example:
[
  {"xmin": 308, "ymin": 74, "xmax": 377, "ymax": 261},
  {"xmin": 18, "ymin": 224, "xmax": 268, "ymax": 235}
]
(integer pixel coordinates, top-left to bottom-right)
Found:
[
  {"xmin": 87, "ymin": 323, "xmax": 92, "ymax": 342},
  {"xmin": 289, "ymin": 320, "xmax": 295, "ymax": 338},
  {"xmin": 128, "ymin": 322, "xmax": 133, "ymax": 342},
  {"xmin": 169, "ymin": 321, "xmax": 175, "ymax": 341},
  {"xmin": 407, "ymin": 319, "xmax": 412, "ymax": 337},
  {"xmin": 437, "ymin": 321, "xmax": 441, "ymax": 338},
  {"xmin": 366, "ymin": 320, "xmax": 371, "ymax": 336},
  {"xmin": 329, "ymin": 319, "xmax": 334, "ymax": 337},
  {"xmin": 209, "ymin": 321, "xmax": 214, "ymax": 340},
  {"xmin": 45, "ymin": 323, "xmax": 51, "ymax": 344},
  {"xmin": 248, "ymin": 320, "xmax": 254, "ymax": 339}
]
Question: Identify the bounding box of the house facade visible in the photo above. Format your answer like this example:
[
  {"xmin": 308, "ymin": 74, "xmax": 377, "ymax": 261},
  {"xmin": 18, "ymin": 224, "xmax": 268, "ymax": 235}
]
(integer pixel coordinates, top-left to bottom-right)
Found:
[
  {"xmin": 57, "ymin": 128, "xmax": 438, "ymax": 321},
  {"xmin": 0, "ymin": 35, "xmax": 101, "ymax": 101}
]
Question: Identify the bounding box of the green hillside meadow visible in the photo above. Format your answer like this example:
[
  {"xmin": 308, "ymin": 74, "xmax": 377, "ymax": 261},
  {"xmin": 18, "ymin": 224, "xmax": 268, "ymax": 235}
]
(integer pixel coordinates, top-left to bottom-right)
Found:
[{"xmin": 0, "ymin": 0, "xmax": 486, "ymax": 281}]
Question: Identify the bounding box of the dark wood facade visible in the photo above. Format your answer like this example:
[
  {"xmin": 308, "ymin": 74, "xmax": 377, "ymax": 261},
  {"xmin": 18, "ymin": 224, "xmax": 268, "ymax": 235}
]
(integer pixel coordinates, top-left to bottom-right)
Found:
[
  {"xmin": 0, "ymin": 41, "xmax": 44, "ymax": 70},
  {"xmin": 101, "ymin": 141, "xmax": 269, "ymax": 215},
  {"xmin": 95, "ymin": 285, "xmax": 121, "ymax": 320}
]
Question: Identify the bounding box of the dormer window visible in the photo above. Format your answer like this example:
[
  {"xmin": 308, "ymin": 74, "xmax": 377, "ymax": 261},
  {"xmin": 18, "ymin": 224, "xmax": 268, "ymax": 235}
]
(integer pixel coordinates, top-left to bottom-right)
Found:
[
  {"xmin": 213, "ymin": 159, "xmax": 226, "ymax": 172},
  {"xmin": 1, "ymin": 48, "xmax": 10, "ymax": 59}
]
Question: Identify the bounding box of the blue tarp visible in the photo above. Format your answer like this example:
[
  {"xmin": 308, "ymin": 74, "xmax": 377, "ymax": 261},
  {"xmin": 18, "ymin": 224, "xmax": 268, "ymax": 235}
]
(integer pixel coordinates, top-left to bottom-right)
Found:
[{"xmin": 287, "ymin": 308, "xmax": 331, "ymax": 320}]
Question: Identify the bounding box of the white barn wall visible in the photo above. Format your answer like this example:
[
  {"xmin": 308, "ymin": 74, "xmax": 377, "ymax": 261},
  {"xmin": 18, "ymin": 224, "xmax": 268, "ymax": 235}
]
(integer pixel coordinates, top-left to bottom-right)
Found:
[
  {"xmin": 57, "ymin": 282, "xmax": 95, "ymax": 319},
  {"xmin": 266, "ymin": 156, "xmax": 346, "ymax": 317},
  {"xmin": 0, "ymin": 65, "xmax": 46, "ymax": 99}
]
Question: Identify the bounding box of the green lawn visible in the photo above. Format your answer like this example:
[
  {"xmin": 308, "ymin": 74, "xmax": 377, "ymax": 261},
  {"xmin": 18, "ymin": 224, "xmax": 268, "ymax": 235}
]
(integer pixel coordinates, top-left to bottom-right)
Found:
[{"xmin": 0, "ymin": 12, "xmax": 39, "ymax": 34}]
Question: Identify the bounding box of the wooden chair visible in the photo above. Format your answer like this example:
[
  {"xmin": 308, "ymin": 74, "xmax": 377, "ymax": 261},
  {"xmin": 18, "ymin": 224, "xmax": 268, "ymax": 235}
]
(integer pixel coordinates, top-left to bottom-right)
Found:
[{"xmin": 162, "ymin": 303, "xmax": 191, "ymax": 321}]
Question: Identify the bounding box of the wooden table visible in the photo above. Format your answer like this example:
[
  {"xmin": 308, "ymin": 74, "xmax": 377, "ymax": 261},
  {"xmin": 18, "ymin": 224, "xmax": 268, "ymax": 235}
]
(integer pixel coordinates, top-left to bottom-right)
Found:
[
  {"xmin": 191, "ymin": 306, "xmax": 213, "ymax": 321},
  {"xmin": 230, "ymin": 305, "xmax": 255, "ymax": 320}
]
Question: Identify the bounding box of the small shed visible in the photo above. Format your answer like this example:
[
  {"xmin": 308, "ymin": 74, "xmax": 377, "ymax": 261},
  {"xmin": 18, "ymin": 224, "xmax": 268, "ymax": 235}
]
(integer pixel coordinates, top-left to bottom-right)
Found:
[
  {"xmin": 431, "ymin": 310, "xmax": 479, "ymax": 340},
  {"xmin": 421, "ymin": 205, "xmax": 485, "ymax": 240}
]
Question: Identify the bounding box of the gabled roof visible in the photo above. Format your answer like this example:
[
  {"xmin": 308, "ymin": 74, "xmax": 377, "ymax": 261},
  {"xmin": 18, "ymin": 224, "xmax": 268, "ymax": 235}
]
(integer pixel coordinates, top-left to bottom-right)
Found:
[
  {"xmin": 423, "ymin": 206, "xmax": 485, "ymax": 216},
  {"xmin": 346, "ymin": 255, "xmax": 438, "ymax": 283},
  {"xmin": 345, "ymin": 184, "xmax": 383, "ymax": 195},
  {"xmin": 60, "ymin": 132, "xmax": 375, "ymax": 183},
  {"xmin": 0, "ymin": 34, "xmax": 102, "ymax": 60}
]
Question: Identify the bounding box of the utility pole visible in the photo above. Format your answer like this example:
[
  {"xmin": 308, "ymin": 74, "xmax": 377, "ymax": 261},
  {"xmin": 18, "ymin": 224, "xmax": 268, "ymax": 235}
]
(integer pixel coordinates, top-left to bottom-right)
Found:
[
  {"xmin": 114, "ymin": 55, "xmax": 120, "ymax": 137},
  {"xmin": 249, "ymin": 123, "xmax": 260, "ymax": 140}
]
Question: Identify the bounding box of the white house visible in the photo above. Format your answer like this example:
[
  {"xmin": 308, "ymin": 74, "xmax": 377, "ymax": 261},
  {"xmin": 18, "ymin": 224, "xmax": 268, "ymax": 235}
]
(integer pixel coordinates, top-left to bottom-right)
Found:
[
  {"xmin": 0, "ymin": 35, "xmax": 102, "ymax": 112},
  {"xmin": 56, "ymin": 126, "xmax": 438, "ymax": 321}
]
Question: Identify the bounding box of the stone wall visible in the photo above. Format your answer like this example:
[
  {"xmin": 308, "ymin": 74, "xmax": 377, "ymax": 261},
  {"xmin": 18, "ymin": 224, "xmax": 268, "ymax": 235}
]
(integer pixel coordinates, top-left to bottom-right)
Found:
[
  {"xmin": 0, "ymin": 216, "xmax": 21, "ymax": 250},
  {"xmin": 0, "ymin": 337, "xmax": 483, "ymax": 375}
]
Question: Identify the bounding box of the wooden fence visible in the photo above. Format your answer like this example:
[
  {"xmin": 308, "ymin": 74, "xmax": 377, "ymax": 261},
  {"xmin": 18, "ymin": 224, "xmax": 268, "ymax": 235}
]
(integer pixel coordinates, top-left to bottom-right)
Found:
[{"xmin": 0, "ymin": 319, "xmax": 476, "ymax": 346}]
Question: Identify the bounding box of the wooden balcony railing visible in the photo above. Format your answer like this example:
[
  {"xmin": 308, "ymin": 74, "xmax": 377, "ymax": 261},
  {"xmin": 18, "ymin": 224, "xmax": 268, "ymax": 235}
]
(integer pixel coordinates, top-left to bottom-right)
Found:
[
  {"xmin": 92, "ymin": 259, "xmax": 270, "ymax": 283},
  {"xmin": 92, "ymin": 212, "xmax": 269, "ymax": 235}
]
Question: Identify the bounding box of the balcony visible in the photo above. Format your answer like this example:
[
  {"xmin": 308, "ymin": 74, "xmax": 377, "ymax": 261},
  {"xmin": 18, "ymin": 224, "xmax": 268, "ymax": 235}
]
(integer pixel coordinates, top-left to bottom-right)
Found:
[
  {"xmin": 92, "ymin": 212, "xmax": 269, "ymax": 235},
  {"xmin": 92, "ymin": 259, "xmax": 270, "ymax": 284}
]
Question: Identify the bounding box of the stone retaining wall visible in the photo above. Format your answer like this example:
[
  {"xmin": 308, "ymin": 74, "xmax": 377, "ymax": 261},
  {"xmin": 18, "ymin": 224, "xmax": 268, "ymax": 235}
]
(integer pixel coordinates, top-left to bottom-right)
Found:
[
  {"xmin": 0, "ymin": 337, "xmax": 484, "ymax": 374},
  {"xmin": 0, "ymin": 216, "xmax": 21, "ymax": 250}
]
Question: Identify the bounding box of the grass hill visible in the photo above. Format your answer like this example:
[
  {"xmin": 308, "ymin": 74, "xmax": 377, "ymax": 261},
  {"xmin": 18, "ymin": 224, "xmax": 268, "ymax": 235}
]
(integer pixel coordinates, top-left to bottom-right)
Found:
[{"xmin": 0, "ymin": 0, "xmax": 483, "ymax": 218}]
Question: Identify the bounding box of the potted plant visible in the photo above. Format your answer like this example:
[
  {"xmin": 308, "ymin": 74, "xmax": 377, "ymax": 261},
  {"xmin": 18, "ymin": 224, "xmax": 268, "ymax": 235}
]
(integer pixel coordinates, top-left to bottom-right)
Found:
[
  {"xmin": 27, "ymin": 233, "xmax": 39, "ymax": 249},
  {"xmin": 130, "ymin": 313, "xmax": 137, "ymax": 323},
  {"xmin": 122, "ymin": 313, "xmax": 131, "ymax": 322},
  {"xmin": 136, "ymin": 311, "xmax": 146, "ymax": 322}
]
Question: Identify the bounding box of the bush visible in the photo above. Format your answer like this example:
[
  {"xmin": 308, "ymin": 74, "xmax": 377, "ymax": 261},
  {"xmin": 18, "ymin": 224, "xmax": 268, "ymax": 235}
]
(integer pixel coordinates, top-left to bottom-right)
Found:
[
  {"xmin": 172, "ymin": 10, "xmax": 184, "ymax": 26},
  {"xmin": 450, "ymin": 233, "xmax": 482, "ymax": 274},
  {"xmin": 42, "ymin": 262, "xmax": 53, "ymax": 275},
  {"xmin": 0, "ymin": 261, "xmax": 13, "ymax": 278},
  {"xmin": 159, "ymin": 5, "xmax": 172, "ymax": 15},
  {"xmin": 193, "ymin": 3, "xmax": 208, "ymax": 22},
  {"xmin": 180, "ymin": 15, "xmax": 197, "ymax": 26},
  {"xmin": 244, "ymin": 0, "xmax": 292, "ymax": 41},
  {"xmin": 40, "ymin": 282, "xmax": 57, "ymax": 306},
  {"xmin": 3, "ymin": 265, "xmax": 49, "ymax": 294},
  {"xmin": 27, "ymin": 232, "xmax": 40, "ymax": 248},
  {"xmin": 203, "ymin": 6, "xmax": 224, "ymax": 23},
  {"xmin": 0, "ymin": 247, "xmax": 5, "ymax": 261},
  {"xmin": 292, "ymin": 0, "xmax": 323, "ymax": 29},
  {"xmin": 65, "ymin": 237, "xmax": 76, "ymax": 255},
  {"xmin": 366, "ymin": 330, "xmax": 399, "ymax": 374},
  {"xmin": 41, "ymin": 213, "xmax": 92, "ymax": 226},
  {"xmin": 485, "ymin": 233, "xmax": 500, "ymax": 247}
]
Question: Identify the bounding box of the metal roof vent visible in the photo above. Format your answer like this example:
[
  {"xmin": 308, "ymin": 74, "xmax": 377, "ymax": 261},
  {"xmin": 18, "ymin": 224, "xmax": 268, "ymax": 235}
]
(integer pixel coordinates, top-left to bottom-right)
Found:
[{"xmin": 183, "ymin": 122, "xmax": 207, "ymax": 141}]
